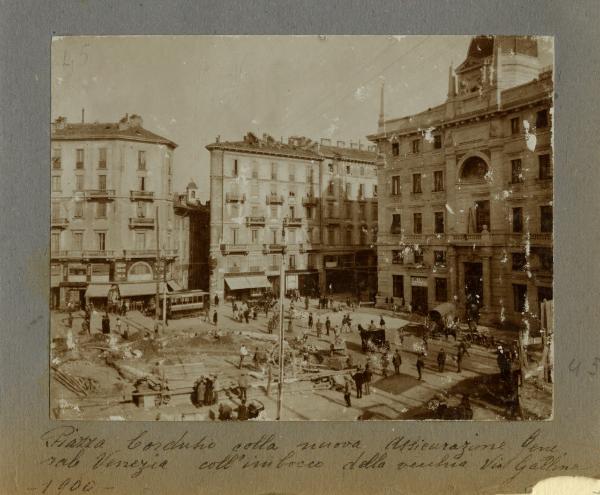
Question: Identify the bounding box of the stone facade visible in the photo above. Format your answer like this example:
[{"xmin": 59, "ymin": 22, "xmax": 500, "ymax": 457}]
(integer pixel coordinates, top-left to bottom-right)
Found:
[
  {"xmin": 368, "ymin": 36, "xmax": 553, "ymax": 328},
  {"xmin": 50, "ymin": 113, "xmax": 185, "ymax": 309},
  {"xmin": 206, "ymin": 133, "xmax": 377, "ymax": 302}
]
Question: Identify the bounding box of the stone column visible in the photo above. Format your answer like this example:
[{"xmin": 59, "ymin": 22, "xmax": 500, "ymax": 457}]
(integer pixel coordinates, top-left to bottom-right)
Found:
[{"xmin": 482, "ymin": 255, "xmax": 491, "ymax": 309}]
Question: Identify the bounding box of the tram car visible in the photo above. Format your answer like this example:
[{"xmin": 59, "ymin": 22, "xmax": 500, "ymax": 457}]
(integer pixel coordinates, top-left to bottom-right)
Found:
[{"xmin": 160, "ymin": 290, "xmax": 210, "ymax": 319}]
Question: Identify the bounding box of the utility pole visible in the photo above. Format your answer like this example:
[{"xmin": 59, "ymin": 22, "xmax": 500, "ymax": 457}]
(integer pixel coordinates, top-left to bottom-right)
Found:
[
  {"xmin": 162, "ymin": 246, "xmax": 168, "ymax": 329},
  {"xmin": 276, "ymin": 217, "xmax": 288, "ymax": 420}
]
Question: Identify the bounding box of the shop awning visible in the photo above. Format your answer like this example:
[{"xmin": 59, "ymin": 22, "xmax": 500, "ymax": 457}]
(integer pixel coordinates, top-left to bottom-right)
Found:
[
  {"xmin": 225, "ymin": 277, "xmax": 249, "ymax": 291},
  {"xmin": 245, "ymin": 275, "xmax": 271, "ymax": 289},
  {"xmin": 225, "ymin": 276, "xmax": 271, "ymax": 291},
  {"xmin": 119, "ymin": 282, "xmax": 165, "ymax": 297},
  {"xmin": 167, "ymin": 280, "xmax": 183, "ymax": 292},
  {"xmin": 84, "ymin": 284, "xmax": 112, "ymax": 298}
]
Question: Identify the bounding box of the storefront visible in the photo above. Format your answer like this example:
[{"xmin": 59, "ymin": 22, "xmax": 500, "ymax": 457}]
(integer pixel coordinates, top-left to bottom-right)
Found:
[
  {"xmin": 224, "ymin": 274, "xmax": 272, "ymax": 301},
  {"xmin": 411, "ymin": 276, "xmax": 429, "ymax": 314}
]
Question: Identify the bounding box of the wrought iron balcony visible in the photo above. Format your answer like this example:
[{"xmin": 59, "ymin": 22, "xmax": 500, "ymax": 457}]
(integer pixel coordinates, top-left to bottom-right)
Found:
[
  {"xmin": 266, "ymin": 194, "xmax": 284, "ymax": 205},
  {"xmin": 85, "ymin": 189, "xmax": 116, "ymax": 200},
  {"xmin": 302, "ymin": 195, "xmax": 318, "ymax": 206},
  {"xmin": 51, "ymin": 217, "xmax": 69, "ymax": 229},
  {"xmin": 220, "ymin": 244, "xmax": 249, "ymax": 255},
  {"xmin": 124, "ymin": 249, "xmax": 158, "ymax": 258},
  {"xmin": 130, "ymin": 190, "xmax": 154, "ymax": 201},
  {"xmin": 263, "ymin": 243, "xmax": 285, "ymax": 254},
  {"xmin": 286, "ymin": 217, "xmax": 302, "ymax": 227},
  {"xmin": 226, "ymin": 192, "xmax": 246, "ymax": 203},
  {"xmin": 129, "ymin": 217, "xmax": 155, "ymax": 228},
  {"xmin": 83, "ymin": 250, "xmax": 115, "ymax": 259},
  {"xmin": 246, "ymin": 216, "xmax": 266, "ymax": 226}
]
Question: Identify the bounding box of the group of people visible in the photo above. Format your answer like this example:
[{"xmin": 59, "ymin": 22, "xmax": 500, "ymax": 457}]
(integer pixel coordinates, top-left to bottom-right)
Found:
[
  {"xmin": 192, "ymin": 375, "xmax": 218, "ymax": 407},
  {"xmin": 232, "ymin": 300, "xmax": 257, "ymax": 324}
]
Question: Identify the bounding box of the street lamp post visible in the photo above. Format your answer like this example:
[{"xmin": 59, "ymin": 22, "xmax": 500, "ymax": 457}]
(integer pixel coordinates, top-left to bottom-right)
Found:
[{"xmin": 276, "ymin": 217, "xmax": 288, "ymax": 420}]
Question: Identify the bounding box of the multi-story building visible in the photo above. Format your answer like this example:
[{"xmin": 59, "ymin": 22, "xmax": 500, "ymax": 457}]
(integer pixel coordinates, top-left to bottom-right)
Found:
[
  {"xmin": 368, "ymin": 36, "xmax": 553, "ymax": 327},
  {"xmin": 206, "ymin": 133, "xmax": 377, "ymax": 301},
  {"xmin": 50, "ymin": 113, "xmax": 184, "ymax": 310},
  {"xmin": 173, "ymin": 181, "xmax": 211, "ymax": 291}
]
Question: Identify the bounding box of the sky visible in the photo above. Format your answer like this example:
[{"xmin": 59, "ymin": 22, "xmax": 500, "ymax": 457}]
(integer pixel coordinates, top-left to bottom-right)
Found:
[{"xmin": 51, "ymin": 35, "xmax": 552, "ymax": 201}]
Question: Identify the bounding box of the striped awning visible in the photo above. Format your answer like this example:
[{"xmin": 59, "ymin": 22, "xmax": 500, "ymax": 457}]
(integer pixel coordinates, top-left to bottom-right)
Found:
[{"xmin": 225, "ymin": 276, "xmax": 271, "ymax": 291}]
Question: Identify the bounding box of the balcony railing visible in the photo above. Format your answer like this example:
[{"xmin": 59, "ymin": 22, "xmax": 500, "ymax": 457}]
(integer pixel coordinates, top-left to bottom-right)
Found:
[
  {"xmin": 125, "ymin": 249, "xmax": 158, "ymax": 258},
  {"xmin": 286, "ymin": 217, "xmax": 302, "ymax": 227},
  {"xmin": 129, "ymin": 217, "xmax": 155, "ymax": 228},
  {"xmin": 220, "ymin": 244, "xmax": 249, "ymax": 254},
  {"xmin": 130, "ymin": 190, "xmax": 155, "ymax": 201},
  {"xmin": 263, "ymin": 243, "xmax": 285, "ymax": 253},
  {"xmin": 86, "ymin": 189, "xmax": 116, "ymax": 200},
  {"xmin": 302, "ymin": 195, "xmax": 318, "ymax": 206},
  {"xmin": 246, "ymin": 216, "xmax": 266, "ymax": 226},
  {"xmin": 84, "ymin": 250, "xmax": 115, "ymax": 258},
  {"xmin": 51, "ymin": 217, "xmax": 69, "ymax": 229},
  {"xmin": 266, "ymin": 194, "xmax": 284, "ymax": 205},
  {"xmin": 226, "ymin": 192, "xmax": 246, "ymax": 203}
]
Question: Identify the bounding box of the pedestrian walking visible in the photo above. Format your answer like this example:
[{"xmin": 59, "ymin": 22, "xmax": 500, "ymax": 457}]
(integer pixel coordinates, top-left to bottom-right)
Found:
[
  {"xmin": 437, "ymin": 348, "xmax": 447, "ymax": 372},
  {"xmin": 381, "ymin": 351, "xmax": 390, "ymax": 377},
  {"xmin": 213, "ymin": 310, "xmax": 218, "ymax": 326},
  {"xmin": 239, "ymin": 344, "xmax": 249, "ymax": 369},
  {"xmin": 343, "ymin": 378, "xmax": 352, "ymax": 407},
  {"xmin": 214, "ymin": 294, "xmax": 219, "ymax": 306},
  {"xmin": 363, "ymin": 365, "xmax": 372, "ymax": 395},
  {"xmin": 379, "ymin": 315, "xmax": 386, "ymax": 329},
  {"xmin": 102, "ymin": 312, "xmax": 110, "ymax": 335},
  {"xmin": 352, "ymin": 366, "xmax": 363, "ymax": 398},
  {"xmin": 238, "ymin": 372, "xmax": 248, "ymax": 401},
  {"xmin": 316, "ymin": 318, "xmax": 322, "ymax": 338},
  {"xmin": 416, "ymin": 352, "xmax": 425, "ymax": 380},
  {"xmin": 456, "ymin": 347, "xmax": 466, "ymax": 373},
  {"xmin": 392, "ymin": 349, "xmax": 402, "ymax": 375},
  {"xmin": 325, "ymin": 316, "xmax": 331, "ymax": 336}
]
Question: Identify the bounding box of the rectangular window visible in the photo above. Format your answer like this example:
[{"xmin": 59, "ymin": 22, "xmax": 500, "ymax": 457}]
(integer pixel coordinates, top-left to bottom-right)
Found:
[
  {"xmin": 98, "ymin": 175, "xmax": 107, "ymax": 191},
  {"xmin": 346, "ymin": 183, "xmax": 352, "ymax": 199},
  {"xmin": 328, "ymin": 163, "xmax": 334, "ymax": 174},
  {"xmin": 250, "ymin": 181, "xmax": 259, "ymax": 197},
  {"xmin": 289, "ymin": 206, "xmax": 295, "ymax": 218},
  {"xmin": 392, "ymin": 250, "xmax": 403, "ymax": 264},
  {"xmin": 512, "ymin": 252, "xmax": 527, "ymax": 271},
  {"xmin": 135, "ymin": 232, "xmax": 146, "ymax": 250},
  {"xmin": 536, "ymin": 109, "xmax": 549, "ymax": 128},
  {"xmin": 434, "ymin": 250, "xmax": 446, "ymax": 265},
  {"xmin": 539, "ymin": 249, "xmax": 553, "ymax": 271},
  {"xmin": 434, "ymin": 212, "xmax": 445, "ymax": 234},
  {"xmin": 52, "ymin": 148, "xmax": 62, "ymax": 169},
  {"xmin": 232, "ymin": 228, "xmax": 239, "ymax": 245},
  {"xmin": 538, "ymin": 154, "xmax": 552, "ymax": 179},
  {"xmin": 434, "ymin": 134, "xmax": 442, "ymax": 149},
  {"xmin": 136, "ymin": 202, "xmax": 146, "ymax": 218},
  {"xmin": 391, "ymin": 214, "xmax": 401, "ymax": 234},
  {"xmin": 233, "ymin": 159, "xmax": 239, "ymax": 177},
  {"xmin": 513, "ymin": 284, "xmax": 527, "ymax": 312},
  {"xmin": 98, "ymin": 148, "xmax": 107, "ymax": 169},
  {"xmin": 435, "ymin": 278, "xmax": 448, "ymax": 302},
  {"xmin": 433, "ymin": 171, "xmax": 444, "ymax": 192},
  {"xmin": 373, "ymin": 184, "xmax": 378, "ymax": 197},
  {"xmin": 391, "ymin": 176, "xmax": 401, "ymax": 195},
  {"xmin": 511, "ymin": 159, "xmax": 523, "ymax": 183},
  {"xmin": 346, "ymin": 228, "xmax": 353, "ymax": 246},
  {"xmin": 72, "ymin": 232, "xmax": 83, "ymax": 251},
  {"xmin": 138, "ymin": 150, "xmax": 146, "ymax": 170},
  {"xmin": 74, "ymin": 201, "xmax": 83, "ymax": 218},
  {"xmin": 289, "ymin": 254, "xmax": 296, "ymax": 269},
  {"xmin": 305, "ymin": 206, "xmax": 313, "ymax": 219},
  {"xmin": 76, "ymin": 149, "xmax": 84, "ymax": 169},
  {"xmin": 475, "ymin": 200, "xmax": 490, "ymax": 232},
  {"xmin": 328, "ymin": 180, "xmax": 334, "ymax": 195},
  {"xmin": 392, "ymin": 275, "xmax": 404, "ymax": 299},
  {"xmin": 97, "ymin": 232, "xmax": 106, "ymax": 251},
  {"xmin": 327, "ymin": 201, "xmax": 335, "ymax": 218},
  {"xmin": 138, "ymin": 176, "xmax": 146, "ymax": 191},
  {"xmin": 96, "ymin": 202, "xmax": 107, "ymax": 218},
  {"xmin": 271, "ymin": 163, "xmax": 277, "ymax": 180},
  {"xmin": 75, "ymin": 175, "xmax": 84, "ymax": 191},
  {"xmin": 358, "ymin": 183, "xmax": 365, "ymax": 199},
  {"xmin": 51, "ymin": 203, "xmax": 59, "ymax": 220},
  {"xmin": 328, "ymin": 228, "xmax": 336, "ymax": 245},
  {"xmin": 270, "ymin": 206, "xmax": 278, "ymax": 218},
  {"xmin": 540, "ymin": 205, "xmax": 553, "ymax": 233},
  {"xmin": 392, "ymin": 142, "xmax": 400, "ymax": 156},
  {"xmin": 359, "ymin": 204, "xmax": 366, "ymax": 220},
  {"xmin": 345, "ymin": 165, "xmax": 351, "ymax": 175},
  {"xmin": 51, "ymin": 232, "xmax": 60, "ymax": 252},
  {"xmin": 512, "ymin": 207, "xmax": 523, "ymax": 233},
  {"xmin": 413, "ymin": 248, "xmax": 424, "ymax": 264},
  {"xmin": 251, "ymin": 229, "xmax": 259, "ymax": 244},
  {"xmin": 412, "ymin": 174, "xmax": 422, "ymax": 193},
  {"xmin": 413, "ymin": 213, "xmax": 422, "ymax": 234},
  {"xmin": 412, "ymin": 139, "xmax": 420, "ymax": 154},
  {"xmin": 271, "ymin": 229, "xmax": 278, "ymax": 244},
  {"xmin": 52, "ymin": 176, "xmax": 61, "ymax": 192},
  {"xmin": 511, "ymin": 117, "xmax": 520, "ymax": 135}
]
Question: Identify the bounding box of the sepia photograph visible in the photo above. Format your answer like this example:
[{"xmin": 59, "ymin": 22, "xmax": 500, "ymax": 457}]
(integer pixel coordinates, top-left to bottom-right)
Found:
[{"xmin": 50, "ymin": 35, "xmax": 554, "ymax": 422}]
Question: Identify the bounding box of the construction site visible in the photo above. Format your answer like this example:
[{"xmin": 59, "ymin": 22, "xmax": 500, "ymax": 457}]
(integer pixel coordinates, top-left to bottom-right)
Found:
[{"xmin": 50, "ymin": 298, "xmax": 553, "ymax": 422}]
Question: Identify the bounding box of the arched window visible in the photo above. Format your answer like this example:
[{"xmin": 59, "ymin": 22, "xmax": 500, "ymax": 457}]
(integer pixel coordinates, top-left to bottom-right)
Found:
[
  {"xmin": 128, "ymin": 262, "xmax": 153, "ymax": 281},
  {"xmin": 460, "ymin": 156, "xmax": 489, "ymax": 181}
]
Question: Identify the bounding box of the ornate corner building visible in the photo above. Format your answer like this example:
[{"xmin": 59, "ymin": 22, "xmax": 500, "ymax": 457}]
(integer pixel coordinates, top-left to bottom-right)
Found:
[
  {"xmin": 206, "ymin": 133, "xmax": 378, "ymax": 301},
  {"xmin": 368, "ymin": 36, "xmax": 553, "ymax": 328}
]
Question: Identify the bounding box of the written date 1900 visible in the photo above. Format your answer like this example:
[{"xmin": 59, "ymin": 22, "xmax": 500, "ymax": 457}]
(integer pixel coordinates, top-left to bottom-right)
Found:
[{"xmin": 28, "ymin": 478, "xmax": 105, "ymax": 494}]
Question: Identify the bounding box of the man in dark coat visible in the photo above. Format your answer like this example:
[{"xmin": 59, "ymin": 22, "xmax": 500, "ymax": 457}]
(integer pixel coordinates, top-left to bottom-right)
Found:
[
  {"xmin": 101, "ymin": 313, "xmax": 110, "ymax": 334},
  {"xmin": 237, "ymin": 399, "xmax": 249, "ymax": 421},
  {"xmin": 392, "ymin": 349, "xmax": 402, "ymax": 375},
  {"xmin": 362, "ymin": 365, "xmax": 372, "ymax": 395},
  {"xmin": 213, "ymin": 310, "xmax": 218, "ymax": 326},
  {"xmin": 343, "ymin": 379, "xmax": 352, "ymax": 407},
  {"xmin": 416, "ymin": 352, "xmax": 425, "ymax": 380},
  {"xmin": 325, "ymin": 316, "xmax": 331, "ymax": 336},
  {"xmin": 437, "ymin": 348, "xmax": 447, "ymax": 372},
  {"xmin": 352, "ymin": 366, "xmax": 364, "ymax": 398}
]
